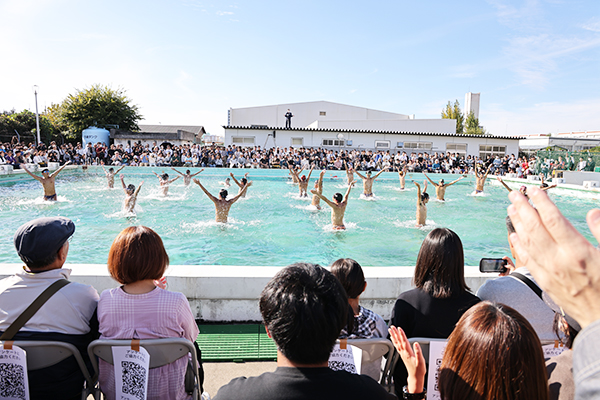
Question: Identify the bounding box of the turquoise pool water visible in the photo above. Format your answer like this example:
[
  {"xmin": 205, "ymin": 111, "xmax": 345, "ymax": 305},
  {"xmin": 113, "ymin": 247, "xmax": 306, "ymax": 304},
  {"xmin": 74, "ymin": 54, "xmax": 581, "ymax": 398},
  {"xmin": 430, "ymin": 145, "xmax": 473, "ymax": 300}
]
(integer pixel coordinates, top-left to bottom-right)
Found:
[{"xmin": 0, "ymin": 167, "xmax": 597, "ymax": 267}]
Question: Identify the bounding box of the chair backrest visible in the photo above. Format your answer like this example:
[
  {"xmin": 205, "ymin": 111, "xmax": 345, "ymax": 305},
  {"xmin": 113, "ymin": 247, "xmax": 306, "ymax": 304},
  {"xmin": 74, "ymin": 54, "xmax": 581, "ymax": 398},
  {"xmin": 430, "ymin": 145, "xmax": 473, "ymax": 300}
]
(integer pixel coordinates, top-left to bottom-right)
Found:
[
  {"xmin": 407, "ymin": 337, "xmax": 448, "ymax": 362},
  {"xmin": 337, "ymin": 338, "xmax": 396, "ymax": 392},
  {"xmin": 1, "ymin": 340, "xmax": 95, "ymax": 389}
]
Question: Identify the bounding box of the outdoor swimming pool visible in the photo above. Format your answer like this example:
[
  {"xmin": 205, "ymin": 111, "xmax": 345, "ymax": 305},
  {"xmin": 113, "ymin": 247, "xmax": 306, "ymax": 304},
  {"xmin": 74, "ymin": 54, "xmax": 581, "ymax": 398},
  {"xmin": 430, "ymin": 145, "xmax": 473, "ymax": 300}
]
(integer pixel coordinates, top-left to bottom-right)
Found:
[{"xmin": 0, "ymin": 167, "xmax": 597, "ymax": 267}]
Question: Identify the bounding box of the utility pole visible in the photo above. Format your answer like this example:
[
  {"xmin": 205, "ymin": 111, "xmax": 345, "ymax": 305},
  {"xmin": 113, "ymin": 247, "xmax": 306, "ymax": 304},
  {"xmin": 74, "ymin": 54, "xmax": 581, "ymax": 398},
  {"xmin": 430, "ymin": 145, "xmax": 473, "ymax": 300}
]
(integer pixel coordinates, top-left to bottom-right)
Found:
[{"xmin": 33, "ymin": 85, "xmax": 41, "ymax": 145}]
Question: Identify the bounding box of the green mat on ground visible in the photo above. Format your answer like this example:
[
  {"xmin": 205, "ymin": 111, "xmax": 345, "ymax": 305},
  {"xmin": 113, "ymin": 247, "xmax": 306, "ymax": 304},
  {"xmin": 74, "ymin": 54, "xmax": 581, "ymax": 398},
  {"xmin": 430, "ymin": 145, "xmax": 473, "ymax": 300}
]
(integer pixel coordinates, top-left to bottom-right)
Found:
[{"xmin": 196, "ymin": 324, "xmax": 277, "ymax": 361}]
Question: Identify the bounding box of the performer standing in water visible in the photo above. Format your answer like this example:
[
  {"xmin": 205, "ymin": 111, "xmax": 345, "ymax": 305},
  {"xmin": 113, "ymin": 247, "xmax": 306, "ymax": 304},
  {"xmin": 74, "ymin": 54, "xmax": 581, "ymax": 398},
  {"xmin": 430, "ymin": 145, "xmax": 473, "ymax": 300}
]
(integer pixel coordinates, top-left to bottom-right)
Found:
[
  {"xmin": 153, "ymin": 172, "xmax": 180, "ymax": 196},
  {"xmin": 171, "ymin": 167, "xmax": 204, "ymax": 186},
  {"xmin": 288, "ymin": 165, "xmax": 304, "ymax": 184},
  {"xmin": 354, "ymin": 167, "xmax": 389, "ymax": 197},
  {"xmin": 119, "ymin": 174, "xmax": 143, "ymax": 213},
  {"xmin": 21, "ymin": 161, "xmax": 71, "ymax": 201},
  {"xmin": 496, "ymin": 176, "xmax": 556, "ymax": 198},
  {"xmin": 343, "ymin": 161, "xmax": 354, "ymax": 186},
  {"xmin": 311, "ymin": 180, "xmax": 356, "ymax": 230},
  {"xmin": 220, "ymin": 177, "xmax": 231, "ymax": 188},
  {"xmin": 230, "ymin": 172, "xmax": 252, "ymax": 198},
  {"xmin": 474, "ymin": 164, "xmax": 492, "ymax": 194},
  {"xmin": 193, "ymin": 178, "xmax": 251, "ymax": 223},
  {"xmin": 102, "ymin": 165, "xmax": 125, "ymax": 188},
  {"xmin": 311, "ymin": 170, "xmax": 326, "ymax": 210},
  {"xmin": 414, "ymin": 180, "xmax": 429, "ymax": 227},
  {"xmin": 398, "ymin": 165, "xmax": 407, "ymax": 190},
  {"xmin": 423, "ymin": 172, "xmax": 466, "ymax": 201},
  {"xmin": 297, "ymin": 166, "xmax": 314, "ymax": 197}
]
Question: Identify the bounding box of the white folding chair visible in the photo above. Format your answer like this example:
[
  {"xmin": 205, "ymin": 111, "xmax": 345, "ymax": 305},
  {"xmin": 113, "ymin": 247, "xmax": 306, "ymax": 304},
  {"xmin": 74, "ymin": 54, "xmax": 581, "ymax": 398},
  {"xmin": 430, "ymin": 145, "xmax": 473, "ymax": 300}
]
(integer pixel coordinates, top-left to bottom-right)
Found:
[
  {"xmin": 88, "ymin": 338, "xmax": 201, "ymax": 400},
  {"xmin": 337, "ymin": 338, "xmax": 396, "ymax": 393},
  {"xmin": 1, "ymin": 340, "xmax": 96, "ymax": 400}
]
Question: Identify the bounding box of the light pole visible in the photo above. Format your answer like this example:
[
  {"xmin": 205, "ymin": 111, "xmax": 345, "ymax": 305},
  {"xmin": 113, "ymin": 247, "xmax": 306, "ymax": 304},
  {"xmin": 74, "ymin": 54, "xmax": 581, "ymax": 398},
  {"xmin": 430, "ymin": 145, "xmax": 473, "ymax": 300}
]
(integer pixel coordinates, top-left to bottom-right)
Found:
[{"xmin": 33, "ymin": 85, "xmax": 41, "ymax": 145}]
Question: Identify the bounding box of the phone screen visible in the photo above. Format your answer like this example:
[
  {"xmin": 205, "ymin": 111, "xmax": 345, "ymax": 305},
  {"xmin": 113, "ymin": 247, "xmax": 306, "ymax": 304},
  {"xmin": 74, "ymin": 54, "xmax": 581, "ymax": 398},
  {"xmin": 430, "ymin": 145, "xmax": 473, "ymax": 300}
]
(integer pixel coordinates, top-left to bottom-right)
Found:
[{"xmin": 479, "ymin": 258, "xmax": 508, "ymax": 273}]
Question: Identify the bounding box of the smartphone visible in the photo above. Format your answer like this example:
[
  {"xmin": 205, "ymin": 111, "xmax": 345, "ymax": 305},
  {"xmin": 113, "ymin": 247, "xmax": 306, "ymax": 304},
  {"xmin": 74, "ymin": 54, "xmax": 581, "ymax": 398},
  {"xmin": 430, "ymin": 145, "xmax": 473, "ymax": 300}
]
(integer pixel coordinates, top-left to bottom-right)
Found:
[{"xmin": 479, "ymin": 258, "xmax": 508, "ymax": 273}]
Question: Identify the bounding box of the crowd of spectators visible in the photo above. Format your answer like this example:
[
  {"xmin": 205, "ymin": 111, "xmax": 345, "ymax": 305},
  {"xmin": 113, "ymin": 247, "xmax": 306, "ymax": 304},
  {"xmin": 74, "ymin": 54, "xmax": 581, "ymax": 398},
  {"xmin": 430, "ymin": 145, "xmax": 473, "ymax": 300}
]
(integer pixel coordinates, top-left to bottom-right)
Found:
[{"xmin": 0, "ymin": 136, "xmax": 598, "ymax": 178}]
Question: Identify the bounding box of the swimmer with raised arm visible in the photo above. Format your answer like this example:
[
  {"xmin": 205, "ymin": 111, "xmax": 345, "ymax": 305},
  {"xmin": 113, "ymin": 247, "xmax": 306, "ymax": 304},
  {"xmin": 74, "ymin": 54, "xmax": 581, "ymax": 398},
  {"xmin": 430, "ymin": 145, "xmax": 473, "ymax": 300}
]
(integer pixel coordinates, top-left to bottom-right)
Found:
[
  {"xmin": 474, "ymin": 164, "xmax": 492, "ymax": 193},
  {"xmin": 21, "ymin": 161, "xmax": 71, "ymax": 201},
  {"xmin": 288, "ymin": 165, "xmax": 304, "ymax": 184},
  {"xmin": 230, "ymin": 172, "xmax": 252, "ymax": 198},
  {"xmin": 220, "ymin": 177, "xmax": 231, "ymax": 188},
  {"xmin": 311, "ymin": 170, "xmax": 326, "ymax": 210},
  {"xmin": 496, "ymin": 176, "xmax": 556, "ymax": 198},
  {"xmin": 311, "ymin": 180, "xmax": 356, "ymax": 230},
  {"xmin": 102, "ymin": 165, "xmax": 125, "ymax": 188},
  {"xmin": 415, "ymin": 180, "xmax": 429, "ymax": 227},
  {"xmin": 355, "ymin": 167, "xmax": 389, "ymax": 197},
  {"xmin": 398, "ymin": 165, "xmax": 408, "ymax": 190},
  {"xmin": 120, "ymin": 174, "xmax": 143, "ymax": 213},
  {"xmin": 423, "ymin": 172, "xmax": 465, "ymax": 201},
  {"xmin": 539, "ymin": 174, "xmax": 557, "ymax": 191},
  {"xmin": 153, "ymin": 172, "xmax": 180, "ymax": 196},
  {"xmin": 171, "ymin": 167, "xmax": 204, "ymax": 186},
  {"xmin": 193, "ymin": 178, "xmax": 251, "ymax": 223},
  {"xmin": 344, "ymin": 161, "xmax": 354, "ymax": 186},
  {"xmin": 297, "ymin": 166, "xmax": 314, "ymax": 197}
]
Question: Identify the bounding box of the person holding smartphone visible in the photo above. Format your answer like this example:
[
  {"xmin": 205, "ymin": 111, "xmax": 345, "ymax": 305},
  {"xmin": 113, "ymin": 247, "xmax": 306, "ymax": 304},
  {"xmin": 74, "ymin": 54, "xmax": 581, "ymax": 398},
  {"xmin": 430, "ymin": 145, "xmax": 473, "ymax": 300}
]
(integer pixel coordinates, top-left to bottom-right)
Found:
[{"xmin": 476, "ymin": 216, "xmax": 556, "ymax": 341}]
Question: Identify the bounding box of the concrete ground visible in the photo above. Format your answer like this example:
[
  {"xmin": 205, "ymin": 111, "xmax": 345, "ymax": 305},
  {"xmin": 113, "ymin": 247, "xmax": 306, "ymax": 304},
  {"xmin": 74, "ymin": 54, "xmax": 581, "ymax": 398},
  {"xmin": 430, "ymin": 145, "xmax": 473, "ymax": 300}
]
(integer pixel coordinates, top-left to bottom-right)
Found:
[{"xmin": 203, "ymin": 361, "xmax": 277, "ymax": 397}]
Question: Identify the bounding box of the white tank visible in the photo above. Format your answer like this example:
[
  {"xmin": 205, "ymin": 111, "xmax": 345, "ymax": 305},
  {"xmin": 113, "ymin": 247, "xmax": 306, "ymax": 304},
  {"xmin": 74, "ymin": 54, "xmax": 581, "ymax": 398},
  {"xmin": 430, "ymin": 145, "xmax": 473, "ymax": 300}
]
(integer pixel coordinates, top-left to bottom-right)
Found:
[{"xmin": 82, "ymin": 127, "xmax": 110, "ymax": 147}]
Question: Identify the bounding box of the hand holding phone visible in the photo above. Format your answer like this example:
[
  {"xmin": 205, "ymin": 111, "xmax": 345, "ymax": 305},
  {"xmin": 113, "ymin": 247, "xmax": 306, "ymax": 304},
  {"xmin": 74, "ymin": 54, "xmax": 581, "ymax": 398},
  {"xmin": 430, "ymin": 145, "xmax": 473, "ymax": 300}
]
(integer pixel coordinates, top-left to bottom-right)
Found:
[{"xmin": 479, "ymin": 258, "xmax": 508, "ymax": 274}]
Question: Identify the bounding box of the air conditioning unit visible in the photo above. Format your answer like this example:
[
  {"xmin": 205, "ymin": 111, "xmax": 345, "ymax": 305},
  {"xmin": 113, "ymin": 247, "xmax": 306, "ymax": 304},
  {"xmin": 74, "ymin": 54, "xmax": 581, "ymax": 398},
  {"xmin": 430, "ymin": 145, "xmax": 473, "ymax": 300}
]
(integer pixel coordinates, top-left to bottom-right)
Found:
[
  {"xmin": 583, "ymin": 181, "xmax": 599, "ymax": 189},
  {"xmin": 527, "ymin": 175, "xmax": 541, "ymax": 182},
  {"xmin": 552, "ymin": 178, "xmax": 565, "ymax": 184}
]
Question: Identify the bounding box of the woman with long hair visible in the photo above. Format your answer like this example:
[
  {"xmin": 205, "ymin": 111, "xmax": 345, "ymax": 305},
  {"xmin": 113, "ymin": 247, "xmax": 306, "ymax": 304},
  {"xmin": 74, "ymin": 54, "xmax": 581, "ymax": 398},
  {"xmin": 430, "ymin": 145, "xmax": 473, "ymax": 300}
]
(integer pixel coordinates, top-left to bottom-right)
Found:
[
  {"xmin": 390, "ymin": 301, "xmax": 549, "ymax": 400},
  {"xmin": 389, "ymin": 227, "xmax": 480, "ymax": 394},
  {"xmin": 97, "ymin": 226, "xmax": 199, "ymax": 400}
]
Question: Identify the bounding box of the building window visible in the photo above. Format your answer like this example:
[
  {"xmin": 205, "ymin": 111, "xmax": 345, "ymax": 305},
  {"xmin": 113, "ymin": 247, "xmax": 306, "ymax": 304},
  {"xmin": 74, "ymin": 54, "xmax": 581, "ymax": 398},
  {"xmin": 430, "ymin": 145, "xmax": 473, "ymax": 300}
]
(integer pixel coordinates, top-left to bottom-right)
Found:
[
  {"xmin": 291, "ymin": 137, "xmax": 303, "ymax": 146},
  {"xmin": 319, "ymin": 111, "xmax": 326, "ymax": 116},
  {"xmin": 404, "ymin": 142, "xmax": 432, "ymax": 150},
  {"xmin": 446, "ymin": 143, "xmax": 467, "ymax": 155},
  {"xmin": 375, "ymin": 140, "xmax": 390, "ymax": 149},
  {"xmin": 232, "ymin": 136, "xmax": 255, "ymax": 146},
  {"xmin": 322, "ymin": 139, "xmax": 345, "ymax": 146},
  {"xmin": 479, "ymin": 145, "xmax": 506, "ymax": 160}
]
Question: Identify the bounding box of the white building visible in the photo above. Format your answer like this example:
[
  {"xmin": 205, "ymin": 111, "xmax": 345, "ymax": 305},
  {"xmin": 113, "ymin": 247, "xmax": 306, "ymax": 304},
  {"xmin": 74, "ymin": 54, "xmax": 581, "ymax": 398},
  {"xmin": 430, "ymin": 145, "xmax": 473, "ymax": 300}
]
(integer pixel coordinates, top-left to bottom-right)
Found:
[
  {"xmin": 464, "ymin": 92, "xmax": 480, "ymax": 119},
  {"xmin": 519, "ymin": 131, "xmax": 600, "ymax": 154},
  {"xmin": 225, "ymin": 101, "xmax": 519, "ymax": 159},
  {"xmin": 110, "ymin": 125, "xmax": 206, "ymax": 147}
]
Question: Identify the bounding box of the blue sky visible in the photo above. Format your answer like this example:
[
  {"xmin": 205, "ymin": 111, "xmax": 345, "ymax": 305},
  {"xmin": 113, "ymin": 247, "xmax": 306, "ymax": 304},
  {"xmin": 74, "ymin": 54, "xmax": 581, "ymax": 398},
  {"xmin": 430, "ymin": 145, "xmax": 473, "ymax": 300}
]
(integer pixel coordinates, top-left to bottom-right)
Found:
[{"xmin": 1, "ymin": 0, "xmax": 599, "ymax": 137}]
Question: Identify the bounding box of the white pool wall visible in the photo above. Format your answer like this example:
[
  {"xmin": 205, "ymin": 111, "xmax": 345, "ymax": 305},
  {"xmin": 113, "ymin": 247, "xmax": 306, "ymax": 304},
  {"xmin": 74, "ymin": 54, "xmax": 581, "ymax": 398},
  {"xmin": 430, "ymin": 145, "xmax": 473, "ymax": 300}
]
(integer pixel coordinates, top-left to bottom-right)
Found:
[{"xmin": 0, "ymin": 264, "xmax": 494, "ymax": 322}]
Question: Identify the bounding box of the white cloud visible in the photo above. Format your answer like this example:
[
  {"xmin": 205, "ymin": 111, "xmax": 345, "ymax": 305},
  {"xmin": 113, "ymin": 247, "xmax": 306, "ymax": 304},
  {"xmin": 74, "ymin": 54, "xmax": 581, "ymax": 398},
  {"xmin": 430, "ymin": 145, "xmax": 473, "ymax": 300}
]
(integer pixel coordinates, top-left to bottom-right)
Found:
[
  {"xmin": 582, "ymin": 17, "xmax": 600, "ymax": 32},
  {"xmin": 217, "ymin": 11, "xmax": 234, "ymax": 16}
]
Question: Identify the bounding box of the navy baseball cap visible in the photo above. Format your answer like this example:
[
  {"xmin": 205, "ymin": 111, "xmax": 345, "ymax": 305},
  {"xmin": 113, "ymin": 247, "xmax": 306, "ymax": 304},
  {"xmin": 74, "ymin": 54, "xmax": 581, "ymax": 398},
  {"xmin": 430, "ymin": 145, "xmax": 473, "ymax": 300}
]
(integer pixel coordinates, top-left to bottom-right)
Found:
[{"xmin": 14, "ymin": 217, "xmax": 75, "ymax": 263}]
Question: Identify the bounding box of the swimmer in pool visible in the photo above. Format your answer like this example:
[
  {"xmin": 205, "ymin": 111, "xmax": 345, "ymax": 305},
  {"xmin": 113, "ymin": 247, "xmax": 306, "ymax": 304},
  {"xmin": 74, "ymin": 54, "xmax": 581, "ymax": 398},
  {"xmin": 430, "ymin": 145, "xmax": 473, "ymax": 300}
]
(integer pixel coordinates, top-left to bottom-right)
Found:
[
  {"xmin": 102, "ymin": 165, "xmax": 125, "ymax": 188},
  {"xmin": 311, "ymin": 180, "xmax": 356, "ymax": 230},
  {"xmin": 288, "ymin": 165, "xmax": 304, "ymax": 184},
  {"xmin": 230, "ymin": 172, "xmax": 252, "ymax": 198},
  {"xmin": 474, "ymin": 164, "xmax": 492, "ymax": 193},
  {"xmin": 415, "ymin": 180, "xmax": 429, "ymax": 227},
  {"xmin": 220, "ymin": 177, "xmax": 231, "ymax": 188},
  {"xmin": 311, "ymin": 170, "xmax": 326, "ymax": 210},
  {"xmin": 193, "ymin": 178, "xmax": 251, "ymax": 223},
  {"xmin": 171, "ymin": 167, "xmax": 204, "ymax": 186},
  {"xmin": 21, "ymin": 161, "xmax": 71, "ymax": 201},
  {"xmin": 153, "ymin": 172, "xmax": 180, "ymax": 196},
  {"xmin": 120, "ymin": 174, "xmax": 143, "ymax": 213},
  {"xmin": 343, "ymin": 161, "xmax": 354, "ymax": 186},
  {"xmin": 298, "ymin": 166, "xmax": 314, "ymax": 197},
  {"xmin": 496, "ymin": 176, "xmax": 556, "ymax": 198},
  {"xmin": 398, "ymin": 165, "xmax": 408, "ymax": 190},
  {"xmin": 355, "ymin": 167, "xmax": 389, "ymax": 197},
  {"xmin": 423, "ymin": 172, "xmax": 466, "ymax": 201}
]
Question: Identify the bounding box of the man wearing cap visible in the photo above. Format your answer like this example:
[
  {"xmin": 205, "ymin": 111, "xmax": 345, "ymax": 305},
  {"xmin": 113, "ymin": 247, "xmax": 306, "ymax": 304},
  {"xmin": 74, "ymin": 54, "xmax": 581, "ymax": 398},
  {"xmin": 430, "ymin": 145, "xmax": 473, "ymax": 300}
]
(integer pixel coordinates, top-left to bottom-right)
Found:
[
  {"xmin": 0, "ymin": 217, "xmax": 99, "ymax": 400},
  {"xmin": 21, "ymin": 160, "xmax": 71, "ymax": 201}
]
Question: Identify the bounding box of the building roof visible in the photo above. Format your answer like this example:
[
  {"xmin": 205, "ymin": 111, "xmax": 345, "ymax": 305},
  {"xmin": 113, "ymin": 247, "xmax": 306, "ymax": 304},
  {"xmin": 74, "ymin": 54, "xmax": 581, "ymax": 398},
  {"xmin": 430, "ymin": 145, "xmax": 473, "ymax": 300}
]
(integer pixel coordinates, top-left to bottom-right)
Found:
[
  {"xmin": 223, "ymin": 125, "xmax": 523, "ymax": 140},
  {"xmin": 138, "ymin": 125, "xmax": 205, "ymax": 135}
]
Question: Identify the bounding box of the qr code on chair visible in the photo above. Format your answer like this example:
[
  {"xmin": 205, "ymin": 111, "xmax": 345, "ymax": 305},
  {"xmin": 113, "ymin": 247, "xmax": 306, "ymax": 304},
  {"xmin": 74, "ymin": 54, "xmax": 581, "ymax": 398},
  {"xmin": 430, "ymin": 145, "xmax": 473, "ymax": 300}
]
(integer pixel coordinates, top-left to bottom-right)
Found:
[
  {"xmin": 0, "ymin": 363, "xmax": 26, "ymax": 400},
  {"xmin": 121, "ymin": 361, "xmax": 146, "ymax": 400}
]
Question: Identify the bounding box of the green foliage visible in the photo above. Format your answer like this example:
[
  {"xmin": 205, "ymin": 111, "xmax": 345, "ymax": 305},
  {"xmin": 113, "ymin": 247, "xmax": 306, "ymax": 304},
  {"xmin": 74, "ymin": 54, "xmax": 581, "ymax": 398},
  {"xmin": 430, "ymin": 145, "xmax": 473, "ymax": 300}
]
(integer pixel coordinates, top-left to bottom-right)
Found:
[
  {"xmin": 59, "ymin": 84, "xmax": 142, "ymax": 139},
  {"xmin": 441, "ymin": 100, "xmax": 464, "ymax": 134},
  {"xmin": 464, "ymin": 112, "xmax": 486, "ymax": 135},
  {"xmin": 0, "ymin": 109, "xmax": 59, "ymax": 144}
]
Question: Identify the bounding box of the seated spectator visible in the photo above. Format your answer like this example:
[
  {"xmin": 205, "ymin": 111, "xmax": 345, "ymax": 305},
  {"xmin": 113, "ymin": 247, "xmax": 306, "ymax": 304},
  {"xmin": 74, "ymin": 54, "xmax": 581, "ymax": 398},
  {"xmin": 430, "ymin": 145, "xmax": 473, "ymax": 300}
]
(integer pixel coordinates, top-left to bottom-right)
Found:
[
  {"xmin": 391, "ymin": 301, "xmax": 549, "ymax": 400},
  {"xmin": 0, "ymin": 217, "xmax": 99, "ymax": 400},
  {"xmin": 477, "ymin": 217, "xmax": 556, "ymax": 341},
  {"xmin": 330, "ymin": 258, "xmax": 387, "ymax": 380},
  {"xmin": 390, "ymin": 228, "xmax": 480, "ymax": 395},
  {"xmin": 213, "ymin": 263, "xmax": 395, "ymax": 400},
  {"xmin": 97, "ymin": 226, "xmax": 200, "ymax": 400}
]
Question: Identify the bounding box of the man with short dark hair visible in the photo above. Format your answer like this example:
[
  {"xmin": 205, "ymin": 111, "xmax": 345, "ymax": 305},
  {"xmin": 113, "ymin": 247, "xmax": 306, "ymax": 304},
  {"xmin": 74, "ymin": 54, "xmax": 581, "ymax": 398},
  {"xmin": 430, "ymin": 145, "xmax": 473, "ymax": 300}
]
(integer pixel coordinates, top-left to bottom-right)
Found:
[
  {"xmin": 0, "ymin": 217, "xmax": 99, "ymax": 400},
  {"xmin": 214, "ymin": 263, "xmax": 395, "ymax": 400},
  {"xmin": 21, "ymin": 161, "xmax": 71, "ymax": 201}
]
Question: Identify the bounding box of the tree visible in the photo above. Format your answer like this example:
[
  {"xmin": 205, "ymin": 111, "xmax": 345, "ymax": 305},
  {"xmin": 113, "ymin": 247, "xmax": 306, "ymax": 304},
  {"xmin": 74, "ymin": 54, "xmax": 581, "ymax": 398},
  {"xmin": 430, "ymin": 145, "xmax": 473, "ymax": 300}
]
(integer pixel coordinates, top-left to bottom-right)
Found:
[
  {"xmin": 59, "ymin": 84, "xmax": 142, "ymax": 139},
  {"xmin": 464, "ymin": 112, "xmax": 486, "ymax": 135},
  {"xmin": 441, "ymin": 100, "xmax": 464, "ymax": 134},
  {"xmin": 0, "ymin": 109, "xmax": 59, "ymax": 144}
]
